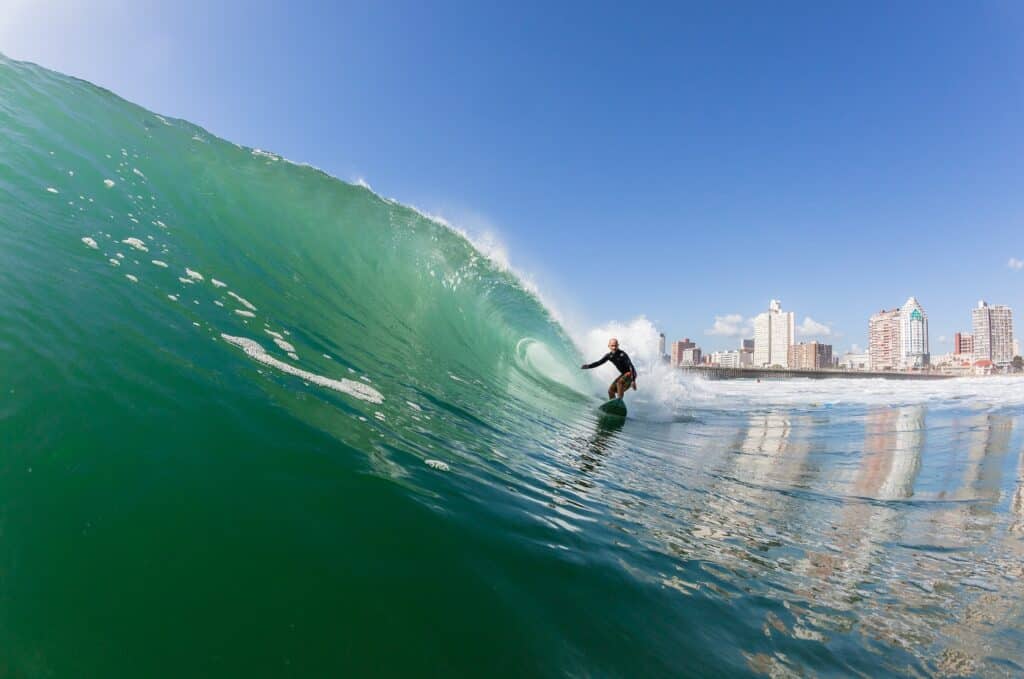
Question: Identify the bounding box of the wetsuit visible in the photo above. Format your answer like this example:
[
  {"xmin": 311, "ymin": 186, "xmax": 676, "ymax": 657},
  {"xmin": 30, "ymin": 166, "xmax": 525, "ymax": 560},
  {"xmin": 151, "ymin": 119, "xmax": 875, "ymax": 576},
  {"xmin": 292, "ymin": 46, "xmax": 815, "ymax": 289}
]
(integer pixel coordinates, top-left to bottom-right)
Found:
[{"xmin": 582, "ymin": 349, "xmax": 637, "ymax": 385}]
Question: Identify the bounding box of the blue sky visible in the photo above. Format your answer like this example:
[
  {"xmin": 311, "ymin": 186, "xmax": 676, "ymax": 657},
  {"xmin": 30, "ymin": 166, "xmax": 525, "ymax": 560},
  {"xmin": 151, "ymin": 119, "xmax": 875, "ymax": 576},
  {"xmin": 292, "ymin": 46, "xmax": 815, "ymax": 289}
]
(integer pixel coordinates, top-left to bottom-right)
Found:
[{"xmin": 3, "ymin": 1, "xmax": 1022, "ymax": 353}]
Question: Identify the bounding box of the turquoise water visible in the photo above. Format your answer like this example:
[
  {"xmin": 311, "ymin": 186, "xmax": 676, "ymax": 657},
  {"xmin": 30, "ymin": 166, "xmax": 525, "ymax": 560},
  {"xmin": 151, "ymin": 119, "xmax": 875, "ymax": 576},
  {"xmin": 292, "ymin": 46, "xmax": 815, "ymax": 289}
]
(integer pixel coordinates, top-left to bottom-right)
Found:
[{"xmin": 2, "ymin": 54, "xmax": 1023, "ymax": 677}]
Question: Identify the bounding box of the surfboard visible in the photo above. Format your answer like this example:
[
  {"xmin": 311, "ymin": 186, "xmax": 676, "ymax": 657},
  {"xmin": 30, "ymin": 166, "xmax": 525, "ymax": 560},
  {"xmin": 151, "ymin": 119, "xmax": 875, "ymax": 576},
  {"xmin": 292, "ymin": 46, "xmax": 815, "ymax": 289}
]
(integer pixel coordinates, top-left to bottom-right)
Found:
[{"xmin": 598, "ymin": 398, "xmax": 627, "ymax": 417}]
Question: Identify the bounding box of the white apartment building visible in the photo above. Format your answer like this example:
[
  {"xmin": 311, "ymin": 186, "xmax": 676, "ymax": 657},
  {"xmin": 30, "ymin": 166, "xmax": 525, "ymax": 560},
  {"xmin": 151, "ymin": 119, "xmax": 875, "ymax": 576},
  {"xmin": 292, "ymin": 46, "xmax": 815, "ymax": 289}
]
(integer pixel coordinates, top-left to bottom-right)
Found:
[
  {"xmin": 712, "ymin": 350, "xmax": 752, "ymax": 368},
  {"xmin": 839, "ymin": 352, "xmax": 870, "ymax": 370},
  {"xmin": 753, "ymin": 299, "xmax": 794, "ymax": 367},
  {"xmin": 972, "ymin": 301, "xmax": 1014, "ymax": 365},
  {"xmin": 898, "ymin": 296, "xmax": 930, "ymax": 368}
]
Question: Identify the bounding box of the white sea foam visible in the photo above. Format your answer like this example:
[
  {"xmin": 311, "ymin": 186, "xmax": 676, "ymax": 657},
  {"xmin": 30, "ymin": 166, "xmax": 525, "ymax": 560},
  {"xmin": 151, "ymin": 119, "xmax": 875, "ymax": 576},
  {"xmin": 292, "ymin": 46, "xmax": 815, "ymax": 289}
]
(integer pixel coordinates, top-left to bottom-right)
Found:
[
  {"xmin": 167, "ymin": 294, "xmax": 178, "ymax": 301},
  {"xmin": 273, "ymin": 338, "xmax": 296, "ymax": 353},
  {"xmin": 185, "ymin": 268, "xmax": 203, "ymax": 281},
  {"xmin": 125, "ymin": 274, "xmax": 138, "ymax": 283},
  {"xmin": 46, "ymin": 187, "xmax": 58, "ymax": 194},
  {"xmin": 132, "ymin": 168, "xmax": 146, "ymax": 179},
  {"xmin": 122, "ymin": 237, "xmax": 148, "ymax": 252},
  {"xmin": 116, "ymin": 252, "xmax": 124, "ymax": 259},
  {"xmin": 214, "ymin": 300, "xmax": 224, "ymax": 307},
  {"xmin": 425, "ymin": 459, "xmax": 450, "ymax": 471},
  {"xmin": 287, "ymin": 352, "xmax": 299, "ymax": 361},
  {"xmin": 103, "ymin": 179, "xmax": 115, "ymax": 188},
  {"xmin": 252, "ymin": 149, "xmax": 280, "ymax": 161},
  {"xmin": 81, "ymin": 237, "xmax": 98, "ymax": 249},
  {"xmin": 211, "ymin": 279, "xmax": 227, "ymax": 288},
  {"xmin": 178, "ymin": 277, "xmax": 194, "ymax": 284},
  {"xmin": 108, "ymin": 258, "xmax": 120, "ymax": 267},
  {"xmin": 582, "ymin": 317, "xmax": 1024, "ymax": 418},
  {"xmin": 151, "ymin": 259, "xmax": 168, "ymax": 267},
  {"xmin": 235, "ymin": 310, "xmax": 255, "ymax": 318},
  {"xmin": 221, "ymin": 334, "xmax": 384, "ymax": 403},
  {"xmin": 227, "ymin": 291, "xmax": 256, "ymax": 311}
]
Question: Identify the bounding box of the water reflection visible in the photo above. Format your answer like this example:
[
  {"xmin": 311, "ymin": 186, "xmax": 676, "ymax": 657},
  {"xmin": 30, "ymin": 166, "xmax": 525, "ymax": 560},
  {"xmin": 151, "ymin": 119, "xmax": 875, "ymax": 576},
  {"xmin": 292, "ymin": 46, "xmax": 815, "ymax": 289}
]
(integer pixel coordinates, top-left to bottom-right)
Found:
[
  {"xmin": 536, "ymin": 401, "xmax": 1024, "ymax": 675},
  {"xmin": 574, "ymin": 415, "xmax": 625, "ymax": 477}
]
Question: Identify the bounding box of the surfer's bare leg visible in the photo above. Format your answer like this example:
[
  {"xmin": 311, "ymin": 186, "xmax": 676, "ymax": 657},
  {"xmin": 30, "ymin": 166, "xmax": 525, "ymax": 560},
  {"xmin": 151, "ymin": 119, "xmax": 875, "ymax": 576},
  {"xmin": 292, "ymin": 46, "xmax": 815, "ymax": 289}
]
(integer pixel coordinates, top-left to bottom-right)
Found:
[{"xmin": 609, "ymin": 374, "xmax": 628, "ymax": 399}]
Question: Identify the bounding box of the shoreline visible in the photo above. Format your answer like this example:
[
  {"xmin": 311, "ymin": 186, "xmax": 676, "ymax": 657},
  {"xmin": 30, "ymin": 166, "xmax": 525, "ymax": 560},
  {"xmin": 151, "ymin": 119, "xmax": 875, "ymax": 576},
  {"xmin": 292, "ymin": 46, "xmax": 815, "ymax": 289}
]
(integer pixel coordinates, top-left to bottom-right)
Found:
[{"xmin": 680, "ymin": 366, "xmax": 962, "ymax": 381}]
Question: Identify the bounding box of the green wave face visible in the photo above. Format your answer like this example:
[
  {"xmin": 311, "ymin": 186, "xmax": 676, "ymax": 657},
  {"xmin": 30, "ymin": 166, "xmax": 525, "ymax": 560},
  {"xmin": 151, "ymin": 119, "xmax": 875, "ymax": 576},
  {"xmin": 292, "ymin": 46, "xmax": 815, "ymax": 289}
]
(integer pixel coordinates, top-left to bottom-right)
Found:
[
  {"xmin": 0, "ymin": 55, "xmax": 602, "ymax": 676},
  {"xmin": 0, "ymin": 53, "xmax": 588, "ymax": 461}
]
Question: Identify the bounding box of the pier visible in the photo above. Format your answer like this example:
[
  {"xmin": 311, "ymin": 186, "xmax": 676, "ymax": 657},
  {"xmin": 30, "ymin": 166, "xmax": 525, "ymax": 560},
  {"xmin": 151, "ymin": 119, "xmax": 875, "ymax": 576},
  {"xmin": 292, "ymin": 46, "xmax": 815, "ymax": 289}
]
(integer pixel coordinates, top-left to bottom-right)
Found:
[{"xmin": 679, "ymin": 366, "xmax": 954, "ymax": 381}]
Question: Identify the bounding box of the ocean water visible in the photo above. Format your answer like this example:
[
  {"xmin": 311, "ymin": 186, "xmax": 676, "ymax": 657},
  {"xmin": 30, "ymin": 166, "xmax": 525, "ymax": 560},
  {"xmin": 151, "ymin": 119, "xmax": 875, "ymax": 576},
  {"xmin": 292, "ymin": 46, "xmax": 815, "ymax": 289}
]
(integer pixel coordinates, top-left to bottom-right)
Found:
[{"xmin": 2, "ymin": 54, "xmax": 1023, "ymax": 677}]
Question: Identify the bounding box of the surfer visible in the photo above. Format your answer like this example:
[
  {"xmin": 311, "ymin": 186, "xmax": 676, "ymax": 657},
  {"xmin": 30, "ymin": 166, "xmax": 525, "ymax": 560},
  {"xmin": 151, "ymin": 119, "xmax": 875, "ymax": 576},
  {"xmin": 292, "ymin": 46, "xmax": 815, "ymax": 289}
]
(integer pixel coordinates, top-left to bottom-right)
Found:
[{"xmin": 581, "ymin": 338, "xmax": 638, "ymax": 400}]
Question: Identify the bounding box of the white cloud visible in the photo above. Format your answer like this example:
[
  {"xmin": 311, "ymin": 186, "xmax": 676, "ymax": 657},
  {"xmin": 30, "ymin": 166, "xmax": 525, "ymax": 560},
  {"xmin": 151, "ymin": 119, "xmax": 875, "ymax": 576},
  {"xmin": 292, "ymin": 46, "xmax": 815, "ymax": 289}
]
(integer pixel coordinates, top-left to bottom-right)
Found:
[
  {"xmin": 797, "ymin": 316, "xmax": 832, "ymax": 337},
  {"xmin": 1009, "ymin": 257, "xmax": 1024, "ymax": 271},
  {"xmin": 705, "ymin": 314, "xmax": 752, "ymax": 337}
]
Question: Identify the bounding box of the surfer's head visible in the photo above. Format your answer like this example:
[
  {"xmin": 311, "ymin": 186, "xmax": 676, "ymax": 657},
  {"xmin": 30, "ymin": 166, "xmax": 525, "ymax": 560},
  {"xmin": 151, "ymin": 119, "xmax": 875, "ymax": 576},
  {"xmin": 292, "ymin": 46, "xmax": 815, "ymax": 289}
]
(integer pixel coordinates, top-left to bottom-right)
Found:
[{"xmin": 608, "ymin": 338, "xmax": 619, "ymax": 351}]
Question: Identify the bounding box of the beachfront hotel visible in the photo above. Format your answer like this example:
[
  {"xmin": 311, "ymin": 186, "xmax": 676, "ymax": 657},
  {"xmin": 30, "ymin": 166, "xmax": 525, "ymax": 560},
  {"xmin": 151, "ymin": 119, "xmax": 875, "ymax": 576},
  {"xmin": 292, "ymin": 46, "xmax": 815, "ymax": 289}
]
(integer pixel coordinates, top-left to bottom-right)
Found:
[
  {"xmin": 789, "ymin": 341, "xmax": 833, "ymax": 370},
  {"xmin": 868, "ymin": 308, "xmax": 901, "ymax": 370},
  {"xmin": 898, "ymin": 296, "xmax": 930, "ymax": 369},
  {"xmin": 954, "ymin": 332, "xmax": 974, "ymax": 357},
  {"xmin": 670, "ymin": 338, "xmax": 696, "ymax": 367},
  {"xmin": 972, "ymin": 301, "xmax": 1014, "ymax": 366},
  {"xmin": 753, "ymin": 300, "xmax": 795, "ymax": 368}
]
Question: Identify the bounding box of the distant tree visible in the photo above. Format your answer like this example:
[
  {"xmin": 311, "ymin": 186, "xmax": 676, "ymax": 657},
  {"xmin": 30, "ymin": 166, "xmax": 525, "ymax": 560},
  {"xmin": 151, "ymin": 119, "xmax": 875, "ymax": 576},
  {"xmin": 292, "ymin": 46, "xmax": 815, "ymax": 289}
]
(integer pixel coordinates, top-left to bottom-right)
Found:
[{"xmin": 1013, "ymin": 355, "xmax": 1023, "ymax": 372}]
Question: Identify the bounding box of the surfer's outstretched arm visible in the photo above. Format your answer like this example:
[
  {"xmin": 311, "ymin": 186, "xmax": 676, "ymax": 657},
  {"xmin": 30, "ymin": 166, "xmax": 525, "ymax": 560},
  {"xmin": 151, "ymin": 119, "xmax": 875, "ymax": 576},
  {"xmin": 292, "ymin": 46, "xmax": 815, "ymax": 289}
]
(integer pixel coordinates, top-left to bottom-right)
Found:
[{"xmin": 581, "ymin": 353, "xmax": 611, "ymax": 370}]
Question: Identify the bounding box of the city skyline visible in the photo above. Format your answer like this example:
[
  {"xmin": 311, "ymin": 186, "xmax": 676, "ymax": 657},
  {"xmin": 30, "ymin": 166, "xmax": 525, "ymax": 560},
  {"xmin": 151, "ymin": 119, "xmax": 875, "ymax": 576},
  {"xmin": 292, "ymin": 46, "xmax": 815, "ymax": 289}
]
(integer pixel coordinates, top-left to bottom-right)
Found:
[
  {"xmin": 668, "ymin": 296, "xmax": 1017, "ymax": 371},
  {"xmin": 694, "ymin": 292, "xmax": 1019, "ymax": 356}
]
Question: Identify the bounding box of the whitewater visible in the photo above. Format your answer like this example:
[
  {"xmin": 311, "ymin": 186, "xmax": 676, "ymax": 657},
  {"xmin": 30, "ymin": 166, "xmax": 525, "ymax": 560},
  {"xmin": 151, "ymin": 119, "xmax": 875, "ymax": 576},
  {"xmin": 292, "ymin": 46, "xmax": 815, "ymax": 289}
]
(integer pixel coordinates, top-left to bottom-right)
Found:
[{"xmin": 2, "ymin": 53, "xmax": 1023, "ymax": 677}]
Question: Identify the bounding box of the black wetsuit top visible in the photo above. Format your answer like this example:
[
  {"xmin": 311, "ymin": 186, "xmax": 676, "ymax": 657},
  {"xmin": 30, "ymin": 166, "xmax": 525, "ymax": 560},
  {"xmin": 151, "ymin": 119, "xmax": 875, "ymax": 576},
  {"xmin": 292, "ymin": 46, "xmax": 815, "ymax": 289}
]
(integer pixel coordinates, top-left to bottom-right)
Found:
[{"xmin": 583, "ymin": 349, "xmax": 637, "ymax": 377}]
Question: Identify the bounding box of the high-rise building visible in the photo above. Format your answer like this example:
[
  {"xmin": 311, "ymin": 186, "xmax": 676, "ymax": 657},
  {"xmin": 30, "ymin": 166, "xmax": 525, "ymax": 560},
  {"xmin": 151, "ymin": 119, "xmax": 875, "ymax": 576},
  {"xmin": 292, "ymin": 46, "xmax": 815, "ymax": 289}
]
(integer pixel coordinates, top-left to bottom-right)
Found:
[
  {"xmin": 788, "ymin": 342, "xmax": 833, "ymax": 370},
  {"xmin": 972, "ymin": 301, "xmax": 1014, "ymax": 365},
  {"xmin": 868, "ymin": 308, "xmax": 900, "ymax": 370},
  {"xmin": 898, "ymin": 296, "xmax": 929, "ymax": 368},
  {"xmin": 954, "ymin": 332, "xmax": 974, "ymax": 356},
  {"xmin": 671, "ymin": 338, "xmax": 695, "ymax": 367},
  {"xmin": 753, "ymin": 300, "xmax": 794, "ymax": 367},
  {"xmin": 658, "ymin": 333, "xmax": 666, "ymax": 361},
  {"xmin": 1015, "ymin": 338, "xmax": 1020, "ymax": 359},
  {"xmin": 741, "ymin": 339, "xmax": 754, "ymax": 352}
]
